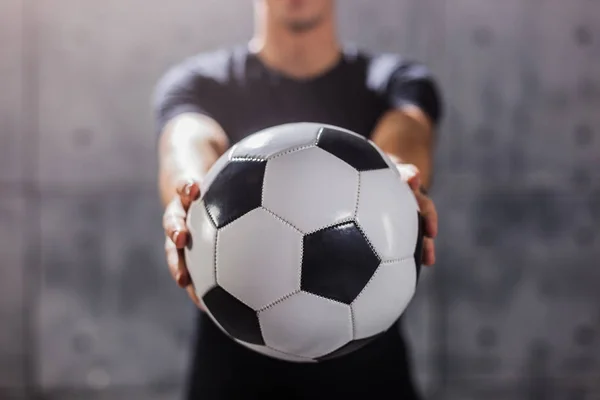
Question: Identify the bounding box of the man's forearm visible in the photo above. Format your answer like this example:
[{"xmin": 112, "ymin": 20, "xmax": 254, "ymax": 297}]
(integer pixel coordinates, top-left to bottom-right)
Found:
[
  {"xmin": 371, "ymin": 108, "xmax": 435, "ymax": 189},
  {"xmin": 158, "ymin": 113, "xmax": 229, "ymax": 206},
  {"xmin": 384, "ymin": 143, "xmax": 432, "ymax": 189}
]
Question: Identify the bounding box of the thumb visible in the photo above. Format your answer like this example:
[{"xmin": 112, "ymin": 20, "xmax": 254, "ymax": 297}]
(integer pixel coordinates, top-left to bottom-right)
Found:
[
  {"xmin": 175, "ymin": 177, "xmax": 201, "ymax": 210},
  {"xmin": 395, "ymin": 163, "xmax": 421, "ymax": 191}
]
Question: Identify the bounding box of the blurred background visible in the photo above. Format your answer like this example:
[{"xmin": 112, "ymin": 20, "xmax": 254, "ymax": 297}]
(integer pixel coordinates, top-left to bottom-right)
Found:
[{"xmin": 1, "ymin": 0, "xmax": 599, "ymax": 399}]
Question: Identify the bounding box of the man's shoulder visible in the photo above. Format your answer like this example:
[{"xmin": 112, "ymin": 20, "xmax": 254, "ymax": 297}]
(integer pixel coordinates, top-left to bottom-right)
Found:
[
  {"xmin": 344, "ymin": 47, "xmax": 433, "ymax": 90},
  {"xmin": 165, "ymin": 47, "xmax": 238, "ymax": 84}
]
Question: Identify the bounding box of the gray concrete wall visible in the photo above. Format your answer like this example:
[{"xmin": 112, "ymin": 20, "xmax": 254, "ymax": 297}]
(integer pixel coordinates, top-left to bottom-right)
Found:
[{"xmin": 1, "ymin": 0, "xmax": 599, "ymax": 398}]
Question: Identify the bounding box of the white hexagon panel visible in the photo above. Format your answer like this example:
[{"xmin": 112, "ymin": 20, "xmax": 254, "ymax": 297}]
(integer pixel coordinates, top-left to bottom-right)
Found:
[
  {"xmin": 216, "ymin": 208, "xmax": 303, "ymax": 311},
  {"xmin": 262, "ymin": 146, "xmax": 359, "ymax": 233},
  {"xmin": 185, "ymin": 200, "xmax": 218, "ymax": 299},
  {"xmin": 258, "ymin": 291, "xmax": 353, "ymax": 359},
  {"xmin": 355, "ymin": 168, "xmax": 420, "ymax": 261}
]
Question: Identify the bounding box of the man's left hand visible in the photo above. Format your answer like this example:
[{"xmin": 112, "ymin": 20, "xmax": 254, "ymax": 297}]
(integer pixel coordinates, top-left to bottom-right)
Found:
[{"xmin": 394, "ymin": 163, "xmax": 438, "ymax": 266}]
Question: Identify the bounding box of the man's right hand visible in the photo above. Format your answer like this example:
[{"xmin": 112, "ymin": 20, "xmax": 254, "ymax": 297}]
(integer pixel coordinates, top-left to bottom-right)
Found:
[
  {"xmin": 162, "ymin": 179, "xmax": 203, "ymax": 308},
  {"xmin": 157, "ymin": 112, "xmax": 230, "ymax": 309}
]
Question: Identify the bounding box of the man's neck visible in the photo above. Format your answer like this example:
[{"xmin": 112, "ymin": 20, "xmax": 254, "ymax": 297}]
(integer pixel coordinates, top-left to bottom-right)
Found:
[{"xmin": 250, "ymin": 19, "xmax": 341, "ymax": 79}]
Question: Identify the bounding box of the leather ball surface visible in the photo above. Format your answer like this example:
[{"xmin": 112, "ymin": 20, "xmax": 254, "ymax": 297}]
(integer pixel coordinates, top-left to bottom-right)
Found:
[{"xmin": 185, "ymin": 122, "xmax": 423, "ymax": 362}]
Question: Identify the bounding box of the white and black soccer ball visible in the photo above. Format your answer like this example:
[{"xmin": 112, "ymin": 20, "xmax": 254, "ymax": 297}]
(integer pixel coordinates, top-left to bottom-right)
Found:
[{"xmin": 185, "ymin": 122, "xmax": 423, "ymax": 363}]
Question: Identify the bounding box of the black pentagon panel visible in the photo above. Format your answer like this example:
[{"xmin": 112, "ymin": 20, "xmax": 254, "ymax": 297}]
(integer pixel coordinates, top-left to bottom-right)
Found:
[
  {"xmin": 301, "ymin": 221, "xmax": 380, "ymax": 305},
  {"xmin": 203, "ymin": 160, "xmax": 266, "ymax": 228},
  {"xmin": 316, "ymin": 332, "xmax": 384, "ymax": 362},
  {"xmin": 414, "ymin": 213, "xmax": 424, "ymax": 280},
  {"xmin": 202, "ymin": 286, "xmax": 265, "ymax": 345},
  {"xmin": 316, "ymin": 127, "xmax": 389, "ymax": 171}
]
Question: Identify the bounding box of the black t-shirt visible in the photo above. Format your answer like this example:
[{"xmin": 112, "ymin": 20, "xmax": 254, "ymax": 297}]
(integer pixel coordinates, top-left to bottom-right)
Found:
[
  {"xmin": 153, "ymin": 45, "xmax": 442, "ymax": 398},
  {"xmin": 154, "ymin": 46, "xmax": 442, "ymax": 144}
]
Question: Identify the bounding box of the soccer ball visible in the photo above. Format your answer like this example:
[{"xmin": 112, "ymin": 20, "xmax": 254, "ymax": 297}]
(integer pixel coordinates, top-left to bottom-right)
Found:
[{"xmin": 185, "ymin": 122, "xmax": 423, "ymax": 362}]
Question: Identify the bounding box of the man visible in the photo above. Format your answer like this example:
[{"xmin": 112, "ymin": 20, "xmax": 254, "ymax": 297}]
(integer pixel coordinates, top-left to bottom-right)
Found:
[{"xmin": 154, "ymin": 0, "xmax": 441, "ymax": 398}]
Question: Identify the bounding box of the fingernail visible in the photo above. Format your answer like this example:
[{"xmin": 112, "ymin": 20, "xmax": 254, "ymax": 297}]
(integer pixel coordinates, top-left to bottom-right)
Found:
[
  {"xmin": 184, "ymin": 183, "xmax": 192, "ymax": 196},
  {"xmin": 173, "ymin": 230, "xmax": 180, "ymax": 244},
  {"xmin": 180, "ymin": 274, "xmax": 190, "ymax": 287}
]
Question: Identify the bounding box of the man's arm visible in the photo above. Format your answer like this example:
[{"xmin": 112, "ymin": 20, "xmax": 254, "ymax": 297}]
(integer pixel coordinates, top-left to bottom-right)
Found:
[
  {"xmin": 158, "ymin": 112, "xmax": 228, "ymax": 206},
  {"xmin": 157, "ymin": 112, "xmax": 228, "ymax": 304},
  {"xmin": 370, "ymin": 105, "xmax": 435, "ymax": 189},
  {"xmin": 368, "ymin": 56, "xmax": 442, "ymax": 190},
  {"xmin": 153, "ymin": 55, "xmax": 231, "ymax": 205},
  {"xmin": 153, "ymin": 57, "xmax": 231, "ymax": 303}
]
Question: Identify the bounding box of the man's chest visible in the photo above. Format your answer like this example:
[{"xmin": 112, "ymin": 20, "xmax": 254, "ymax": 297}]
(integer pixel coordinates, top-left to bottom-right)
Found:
[{"xmin": 218, "ymin": 79, "xmax": 388, "ymax": 144}]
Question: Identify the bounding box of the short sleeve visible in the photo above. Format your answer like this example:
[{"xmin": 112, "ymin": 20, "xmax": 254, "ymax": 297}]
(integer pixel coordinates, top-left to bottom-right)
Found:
[
  {"xmin": 368, "ymin": 54, "xmax": 443, "ymax": 127},
  {"xmin": 152, "ymin": 63, "xmax": 210, "ymax": 134},
  {"xmin": 386, "ymin": 61, "xmax": 443, "ymax": 127},
  {"xmin": 152, "ymin": 50, "xmax": 231, "ymax": 134}
]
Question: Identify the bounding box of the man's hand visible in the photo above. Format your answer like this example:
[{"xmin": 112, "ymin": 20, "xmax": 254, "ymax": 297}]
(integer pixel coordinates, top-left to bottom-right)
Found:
[
  {"xmin": 158, "ymin": 112, "xmax": 229, "ymax": 309},
  {"xmin": 395, "ymin": 163, "xmax": 438, "ymax": 266},
  {"xmin": 162, "ymin": 179, "xmax": 202, "ymax": 307}
]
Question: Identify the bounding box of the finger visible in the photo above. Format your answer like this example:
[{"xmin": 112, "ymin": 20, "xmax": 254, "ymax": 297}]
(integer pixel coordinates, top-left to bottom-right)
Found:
[
  {"xmin": 163, "ymin": 199, "xmax": 189, "ymax": 248},
  {"xmin": 165, "ymin": 237, "xmax": 191, "ymax": 287},
  {"xmin": 185, "ymin": 285, "xmax": 204, "ymax": 310},
  {"xmin": 422, "ymin": 237, "xmax": 436, "ymax": 266},
  {"xmin": 406, "ymin": 172, "xmax": 422, "ymax": 193},
  {"xmin": 396, "ymin": 163, "xmax": 421, "ymax": 191},
  {"xmin": 164, "ymin": 219, "xmax": 188, "ymax": 249},
  {"xmin": 176, "ymin": 179, "xmax": 201, "ymax": 210},
  {"xmin": 417, "ymin": 194, "xmax": 438, "ymax": 238}
]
